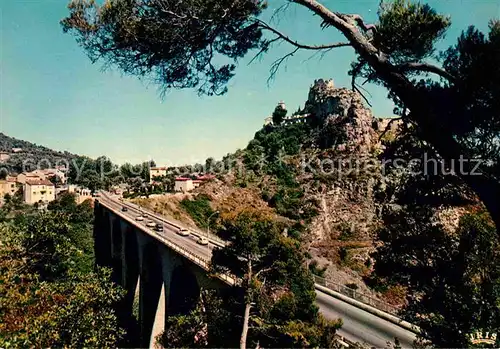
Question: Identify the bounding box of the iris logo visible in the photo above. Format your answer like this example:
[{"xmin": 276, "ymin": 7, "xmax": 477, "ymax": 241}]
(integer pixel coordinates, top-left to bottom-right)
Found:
[{"xmin": 467, "ymin": 331, "xmax": 497, "ymax": 345}]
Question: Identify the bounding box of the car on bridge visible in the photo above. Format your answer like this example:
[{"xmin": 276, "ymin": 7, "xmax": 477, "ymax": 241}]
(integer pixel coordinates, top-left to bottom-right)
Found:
[
  {"xmin": 146, "ymin": 220, "xmax": 156, "ymax": 228},
  {"xmin": 177, "ymin": 228, "xmax": 190, "ymax": 237},
  {"xmin": 121, "ymin": 206, "xmax": 128, "ymax": 212},
  {"xmin": 155, "ymin": 223, "xmax": 163, "ymax": 232},
  {"xmin": 135, "ymin": 215, "xmax": 144, "ymax": 221},
  {"xmin": 197, "ymin": 237, "xmax": 209, "ymax": 245}
]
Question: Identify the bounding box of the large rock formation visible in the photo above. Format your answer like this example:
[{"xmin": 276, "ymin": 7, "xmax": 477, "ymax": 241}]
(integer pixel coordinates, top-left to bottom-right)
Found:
[{"xmin": 305, "ymin": 79, "xmax": 379, "ymax": 153}]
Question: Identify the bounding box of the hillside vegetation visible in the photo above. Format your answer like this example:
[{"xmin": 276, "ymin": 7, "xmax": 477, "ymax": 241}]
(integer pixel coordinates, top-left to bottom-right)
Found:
[{"xmin": 0, "ymin": 132, "xmax": 82, "ymax": 173}]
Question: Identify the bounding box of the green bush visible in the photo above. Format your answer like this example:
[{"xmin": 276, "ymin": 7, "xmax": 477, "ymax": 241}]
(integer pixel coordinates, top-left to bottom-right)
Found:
[
  {"xmin": 269, "ymin": 187, "xmax": 305, "ymax": 219},
  {"xmin": 308, "ymin": 260, "xmax": 327, "ymax": 277},
  {"xmin": 180, "ymin": 194, "xmax": 215, "ymax": 229}
]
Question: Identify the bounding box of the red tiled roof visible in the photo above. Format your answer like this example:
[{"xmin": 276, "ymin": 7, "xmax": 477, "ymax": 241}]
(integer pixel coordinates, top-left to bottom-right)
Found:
[
  {"xmin": 175, "ymin": 177, "xmax": 191, "ymax": 181},
  {"xmin": 26, "ymin": 179, "xmax": 54, "ymax": 186}
]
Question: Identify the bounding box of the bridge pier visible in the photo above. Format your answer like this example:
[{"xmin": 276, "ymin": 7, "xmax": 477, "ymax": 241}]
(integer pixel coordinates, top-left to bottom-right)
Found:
[
  {"xmin": 93, "ymin": 202, "xmax": 112, "ymax": 267},
  {"xmin": 121, "ymin": 224, "xmax": 140, "ymax": 319},
  {"xmin": 96, "ymin": 202, "xmax": 227, "ymax": 348},
  {"xmin": 110, "ymin": 216, "xmax": 123, "ymax": 284},
  {"xmin": 136, "ymin": 233, "xmax": 185, "ymax": 347},
  {"xmin": 139, "ymin": 244, "xmax": 163, "ymax": 348}
]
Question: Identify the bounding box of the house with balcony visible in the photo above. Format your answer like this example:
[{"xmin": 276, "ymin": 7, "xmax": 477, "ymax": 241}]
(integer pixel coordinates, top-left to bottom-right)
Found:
[{"xmin": 23, "ymin": 179, "xmax": 55, "ymax": 205}]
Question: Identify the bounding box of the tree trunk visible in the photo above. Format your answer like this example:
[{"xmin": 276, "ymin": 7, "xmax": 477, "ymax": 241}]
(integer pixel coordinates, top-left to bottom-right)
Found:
[
  {"xmin": 240, "ymin": 260, "xmax": 252, "ymax": 349},
  {"xmin": 240, "ymin": 302, "xmax": 251, "ymax": 349}
]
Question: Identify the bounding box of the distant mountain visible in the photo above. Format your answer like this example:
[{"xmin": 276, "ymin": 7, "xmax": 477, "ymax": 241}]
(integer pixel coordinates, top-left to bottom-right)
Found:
[{"xmin": 0, "ymin": 132, "xmax": 84, "ymax": 174}]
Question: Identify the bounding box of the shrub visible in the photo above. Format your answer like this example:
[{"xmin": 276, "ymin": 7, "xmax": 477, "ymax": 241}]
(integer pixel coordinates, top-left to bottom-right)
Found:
[
  {"xmin": 180, "ymin": 194, "xmax": 215, "ymax": 229},
  {"xmin": 308, "ymin": 260, "xmax": 327, "ymax": 277}
]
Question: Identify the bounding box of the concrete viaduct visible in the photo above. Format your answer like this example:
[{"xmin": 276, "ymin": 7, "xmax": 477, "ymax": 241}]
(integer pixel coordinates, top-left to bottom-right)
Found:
[{"xmin": 94, "ymin": 192, "xmax": 418, "ymax": 348}]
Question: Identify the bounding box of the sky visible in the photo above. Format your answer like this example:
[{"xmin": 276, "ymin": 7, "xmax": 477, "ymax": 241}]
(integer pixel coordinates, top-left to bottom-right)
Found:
[{"xmin": 1, "ymin": 0, "xmax": 499, "ymax": 166}]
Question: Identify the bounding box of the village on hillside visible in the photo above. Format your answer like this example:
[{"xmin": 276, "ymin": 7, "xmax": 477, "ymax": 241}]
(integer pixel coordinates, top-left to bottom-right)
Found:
[{"xmin": 0, "ymin": 156, "xmax": 92, "ymax": 208}]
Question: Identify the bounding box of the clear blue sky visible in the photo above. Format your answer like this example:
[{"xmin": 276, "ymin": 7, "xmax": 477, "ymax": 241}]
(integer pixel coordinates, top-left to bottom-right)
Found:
[{"xmin": 1, "ymin": 0, "xmax": 498, "ymax": 165}]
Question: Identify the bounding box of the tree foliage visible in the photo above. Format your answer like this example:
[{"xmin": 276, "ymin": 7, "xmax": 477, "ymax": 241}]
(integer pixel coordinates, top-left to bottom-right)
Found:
[
  {"xmin": 373, "ymin": 206, "xmax": 500, "ymax": 347},
  {"xmin": 0, "ymin": 133, "xmax": 81, "ymax": 174},
  {"xmin": 374, "ymin": 0, "xmax": 450, "ymax": 64},
  {"xmin": 180, "ymin": 194, "xmax": 216, "ymax": 230},
  {"xmin": 272, "ymin": 104, "xmax": 287, "ymax": 125},
  {"xmin": 0, "ymin": 206, "xmax": 124, "ymax": 347},
  {"xmin": 372, "ymin": 132, "xmax": 500, "ymax": 347},
  {"xmin": 210, "ymin": 210, "xmax": 341, "ymax": 348},
  {"xmin": 0, "ymin": 266, "xmax": 124, "ymax": 348},
  {"xmin": 157, "ymin": 290, "xmax": 240, "ymax": 348},
  {"xmin": 61, "ymin": 0, "xmax": 267, "ymax": 96}
]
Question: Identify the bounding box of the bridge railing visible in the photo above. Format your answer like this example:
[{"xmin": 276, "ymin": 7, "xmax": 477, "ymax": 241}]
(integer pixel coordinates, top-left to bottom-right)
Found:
[
  {"xmin": 313, "ymin": 275, "xmax": 399, "ymax": 316},
  {"xmin": 114, "ymin": 195, "xmax": 226, "ymax": 247},
  {"xmin": 99, "ymin": 196, "xmax": 236, "ymax": 285}
]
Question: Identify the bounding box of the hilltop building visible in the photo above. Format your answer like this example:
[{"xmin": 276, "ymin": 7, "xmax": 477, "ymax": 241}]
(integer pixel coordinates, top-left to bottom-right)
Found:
[
  {"xmin": 17, "ymin": 169, "xmax": 66, "ymax": 185},
  {"xmin": 263, "ymin": 100, "xmax": 311, "ymax": 127},
  {"xmin": 17, "ymin": 172, "xmax": 42, "ymax": 184}
]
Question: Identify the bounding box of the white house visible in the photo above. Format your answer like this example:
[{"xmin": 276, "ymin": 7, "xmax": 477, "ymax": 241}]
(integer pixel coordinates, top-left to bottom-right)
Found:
[
  {"xmin": 174, "ymin": 175, "xmax": 214, "ymax": 193},
  {"xmin": 263, "ymin": 101, "xmax": 311, "ymax": 126},
  {"xmin": 174, "ymin": 177, "xmax": 195, "ymax": 192},
  {"xmin": 75, "ymin": 187, "xmax": 92, "ymax": 204},
  {"xmin": 282, "ymin": 113, "xmax": 310, "ymax": 125}
]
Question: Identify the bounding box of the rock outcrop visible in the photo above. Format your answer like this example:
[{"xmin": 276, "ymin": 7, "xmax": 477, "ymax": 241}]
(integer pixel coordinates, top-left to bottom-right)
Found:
[{"xmin": 306, "ymin": 79, "xmax": 379, "ymax": 154}]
